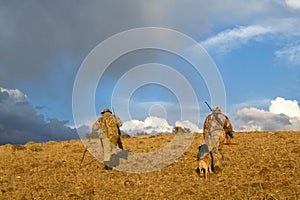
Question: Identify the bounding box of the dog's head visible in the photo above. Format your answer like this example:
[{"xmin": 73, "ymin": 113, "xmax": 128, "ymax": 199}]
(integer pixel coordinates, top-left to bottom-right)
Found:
[{"xmin": 198, "ymin": 144, "xmax": 209, "ymax": 158}]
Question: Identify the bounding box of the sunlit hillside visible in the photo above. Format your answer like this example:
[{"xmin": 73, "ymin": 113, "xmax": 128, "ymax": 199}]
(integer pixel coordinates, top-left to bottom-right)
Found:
[{"xmin": 0, "ymin": 131, "xmax": 299, "ymax": 199}]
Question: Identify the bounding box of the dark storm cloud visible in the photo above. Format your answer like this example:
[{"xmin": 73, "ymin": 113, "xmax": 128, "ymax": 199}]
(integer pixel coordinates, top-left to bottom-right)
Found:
[
  {"xmin": 0, "ymin": 0, "xmax": 154, "ymax": 86},
  {"xmin": 0, "ymin": 0, "xmax": 271, "ymax": 100},
  {"xmin": 0, "ymin": 88, "xmax": 79, "ymax": 145},
  {"xmin": 0, "ymin": 0, "xmax": 293, "ymax": 87},
  {"xmin": 0, "ymin": 0, "xmax": 217, "ymax": 88},
  {"xmin": 0, "ymin": 1, "xmax": 161, "ymax": 122}
]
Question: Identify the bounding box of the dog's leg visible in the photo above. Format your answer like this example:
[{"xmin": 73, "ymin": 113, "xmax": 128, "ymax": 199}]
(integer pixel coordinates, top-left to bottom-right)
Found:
[
  {"xmin": 201, "ymin": 168, "xmax": 204, "ymax": 177},
  {"xmin": 196, "ymin": 167, "xmax": 200, "ymax": 177},
  {"xmin": 198, "ymin": 161, "xmax": 203, "ymax": 177}
]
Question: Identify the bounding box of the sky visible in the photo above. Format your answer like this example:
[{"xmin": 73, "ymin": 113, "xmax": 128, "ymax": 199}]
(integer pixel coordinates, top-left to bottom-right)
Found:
[{"xmin": 1, "ymin": 0, "xmax": 300, "ymax": 144}]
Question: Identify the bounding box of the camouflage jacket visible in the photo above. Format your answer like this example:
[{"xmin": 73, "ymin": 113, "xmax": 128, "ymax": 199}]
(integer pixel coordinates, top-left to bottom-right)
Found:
[
  {"xmin": 92, "ymin": 112, "xmax": 122, "ymax": 140},
  {"xmin": 203, "ymin": 111, "xmax": 233, "ymax": 138}
]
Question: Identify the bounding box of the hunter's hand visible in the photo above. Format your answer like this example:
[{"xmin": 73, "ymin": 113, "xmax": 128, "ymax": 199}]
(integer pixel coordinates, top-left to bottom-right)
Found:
[
  {"xmin": 227, "ymin": 131, "xmax": 234, "ymax": 138},
  {"xmin": 225, "ymin": 138, "xmax": 231, "ymax": 145}
]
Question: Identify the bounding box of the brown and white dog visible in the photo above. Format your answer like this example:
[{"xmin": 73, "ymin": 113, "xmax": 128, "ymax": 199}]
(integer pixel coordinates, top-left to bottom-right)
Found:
[{"xmin": 197, "ymin": 144, "xmax": 212, "ymax": 180}]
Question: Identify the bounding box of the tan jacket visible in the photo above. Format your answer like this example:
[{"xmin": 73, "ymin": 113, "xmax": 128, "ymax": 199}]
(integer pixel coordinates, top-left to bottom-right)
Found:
[
  {"xmin": 93, "ymin": 112, "xmax": 122, "ymax": 141},
  {"xmin": 203, "ymin": 111, "xmax": 233, "ymax": 138}
]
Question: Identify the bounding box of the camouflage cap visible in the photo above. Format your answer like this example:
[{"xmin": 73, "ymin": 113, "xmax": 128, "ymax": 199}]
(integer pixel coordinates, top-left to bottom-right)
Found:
[
  {"xmin": 101, "ymin": 108, "xmax": 112, "ymax": 114},
  {"xmin": 213, "ymin": 106, "xmax": 221, "ymax": 112}
]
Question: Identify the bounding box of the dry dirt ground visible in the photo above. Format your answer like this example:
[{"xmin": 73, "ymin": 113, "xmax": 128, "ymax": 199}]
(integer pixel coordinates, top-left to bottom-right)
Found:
[{"xmin": 0, "ymin": 131, "xmax": 299, "ymax": 200}]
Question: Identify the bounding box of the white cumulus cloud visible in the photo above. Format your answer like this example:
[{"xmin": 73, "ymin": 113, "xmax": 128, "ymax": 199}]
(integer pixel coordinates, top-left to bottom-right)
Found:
[
  {"xmin": 285, "ymin": 0, "xmax": 300, "ymax": 10},
  {"xmin": 270, "ymin": 97, "xmax": 300, "ymax": 117},
  {"xmin": 0, "ymin": 87, "xmax": 29, "ymax": 103},
  {"xmin": 121, "ymin": 119, "xmax": 147, "ymax": 134},
  {"xmin": 120, "ymin": 116, "xmax": 173, "ymax": 135},
  {"xmin": 234, "ymin": 97, "xmax": 300, "ymax": 131}
]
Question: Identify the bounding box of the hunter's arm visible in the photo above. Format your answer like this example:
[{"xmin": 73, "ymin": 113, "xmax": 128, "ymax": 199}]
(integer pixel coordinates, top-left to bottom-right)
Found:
[
  {"xmin": 224, "ymin": 116, "xmax": 234, "ymax": 138},
  {"xmin": 92, "ymin": 120, "xmax": 100, "ymax": 133}
]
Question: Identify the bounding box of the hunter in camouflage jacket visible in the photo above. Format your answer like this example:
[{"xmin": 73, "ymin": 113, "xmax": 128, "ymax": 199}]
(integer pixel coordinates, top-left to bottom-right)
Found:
[{"xmin": 202, "ymin": 106, "xmax": 233, "ymax": 173}]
